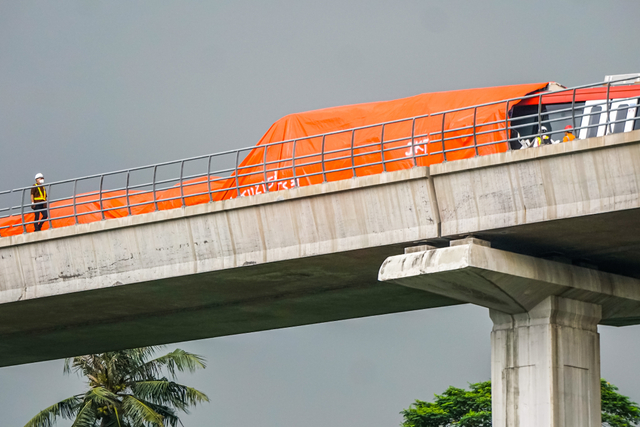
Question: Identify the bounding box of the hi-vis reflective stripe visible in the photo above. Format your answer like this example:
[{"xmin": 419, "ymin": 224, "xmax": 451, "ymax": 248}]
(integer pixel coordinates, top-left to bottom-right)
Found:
[{"xmin": 34, "ymin": 186, "xmax": 46, "ymax": 201}]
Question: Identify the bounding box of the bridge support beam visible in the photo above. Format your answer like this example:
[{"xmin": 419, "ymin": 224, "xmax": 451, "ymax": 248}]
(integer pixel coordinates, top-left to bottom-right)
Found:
[
  {"xmin": 379, "ymin": 239, "xmax": 640, "ymax": 427},
  {"xmin": 490, "ymin": 296, "xmax": 601, "ymax": 427}
]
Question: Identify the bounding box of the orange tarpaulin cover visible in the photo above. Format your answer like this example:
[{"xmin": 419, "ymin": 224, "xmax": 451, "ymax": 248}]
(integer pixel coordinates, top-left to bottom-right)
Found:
[
  {"xmin": 219, "ymin": 82, "xmax": 548, "ymax": 197},
  {"xmin": 0, "ymin": 82, "xmax": 548, "ymax": 236},
  {"xmin": 0, "ymin": 177, "xmax": 228, "ymax": 236}
]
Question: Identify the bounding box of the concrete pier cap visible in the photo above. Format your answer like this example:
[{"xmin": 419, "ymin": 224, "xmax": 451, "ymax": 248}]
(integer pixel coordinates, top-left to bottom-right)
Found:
[{"xmin": 380, "ymin": 239, "xmax": 640, "ymax": 427}]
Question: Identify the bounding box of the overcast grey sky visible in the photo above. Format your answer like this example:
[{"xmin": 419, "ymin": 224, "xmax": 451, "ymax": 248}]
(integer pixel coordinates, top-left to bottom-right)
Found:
[{"xmin": 1, "ymin": 1, "xmax": 640, "ymax": 426}]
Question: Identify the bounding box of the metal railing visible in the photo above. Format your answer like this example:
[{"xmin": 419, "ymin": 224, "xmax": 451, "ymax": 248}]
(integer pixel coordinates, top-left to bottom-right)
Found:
[{"xmin": 1, "ymin": 77, "xmax": 639, "ymax": 236}]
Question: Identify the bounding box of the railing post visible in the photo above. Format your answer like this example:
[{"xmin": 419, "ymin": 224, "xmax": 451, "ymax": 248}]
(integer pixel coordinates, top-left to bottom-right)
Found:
[
  {"xmin": 505, "ymin": 100, "xmax": 511, "ymax": 151},
  {"xmin": 380, "ymin": 124, "xmax": 386, "ymax": 172},
  {"xmin": 73, "ymin": 179, "xmax": 78, "ymax": 224},
  {"xmin": 411, "ymin": 118, "xmax": 417, "ymax": 167},
  {"xmin": 152, "ymin": 165, "xmax": 158, "ymax": 211},
  {"xmin": 321, "ymin": 135, "xmax": 327, "ymax": 182},
  {"xmin": 46, "ymin": 183, "xmax": 52, "ymax": 230},
  {"xmin": 571, "ymin": 88, "xmax": 577, "ymax": 134},
  {"xmin": 21, "ymin": 188, "xmax": 26, "ymax": 234},
  {"xmin": 473, "ymin": 107, "xmax": 479, "ymax": 156},
  {"xmin": 262, "ymin": 146, "xmax": 269, "ymax": 193},
  {"xmin": 291, "ymin": 140, "xmax": 297, "ymax": 187},
  {"xmin": 350, "ymin": 130, "xmax": 356, "ymax": 178},
  {"xmin": 263, "ymin": 145, "xmax": 269, "ymax": 192},
  {"xmin": 180, "ymin": 160, "xmax": 185, "ymax": 207},
  {"xmin": 537, "ymin": 93, "xmax": 543, "ymax": 137},
  {"xmin": 606, "ymin": 81, "xmax": 611, "ymax": 134},
  {"xmin": 99, "ymin": 175, "xmax": 105, "ymax": 220},
  {"xmin": 125, "ymin": 171, "xmax": 131, "ymax": 216},
  {"xmin": 234, "ymin": 150, "xmax": 241, "ymax": 198},
  {"xmin": 207, "ymin": 155, "xmax": 213, "ymax": 203},
  {"xmin": 441, "ymin": 113, "xmax": 447, "ymax": 162}
]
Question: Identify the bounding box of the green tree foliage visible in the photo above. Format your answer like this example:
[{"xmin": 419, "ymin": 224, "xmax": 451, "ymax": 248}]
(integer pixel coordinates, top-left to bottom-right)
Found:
[
  {"xmin": 602, "ymin": 379, "xmax": 640, "ymax": 427},
  {"xmin": 401, "ymin": 381, "xmax": 491, "ymax": 427},
  {"xmin": 24, "ymin": 346, "xmax": 210, "ymax": 427},
  {"xmin": 402, "ymin": 379, "xmax": 640, "ymax": 427}
]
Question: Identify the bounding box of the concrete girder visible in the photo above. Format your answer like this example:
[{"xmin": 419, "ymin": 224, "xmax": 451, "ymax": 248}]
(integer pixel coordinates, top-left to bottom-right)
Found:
[{"xmin": 378, "ymin": 240, "xmax": 640, "ymax": 326}]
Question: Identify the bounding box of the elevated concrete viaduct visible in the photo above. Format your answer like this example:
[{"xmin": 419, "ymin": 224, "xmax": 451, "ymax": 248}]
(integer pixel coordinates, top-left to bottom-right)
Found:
[{"xmin": 1, "ymin": 128, "xmax": 640, "ymax": 402}]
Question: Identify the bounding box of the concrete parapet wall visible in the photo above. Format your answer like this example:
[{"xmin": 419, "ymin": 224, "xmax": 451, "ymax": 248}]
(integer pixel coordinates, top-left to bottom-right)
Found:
[{"xmin": 431, "ymin": 129, "xmax": 640, "ymax": 236}]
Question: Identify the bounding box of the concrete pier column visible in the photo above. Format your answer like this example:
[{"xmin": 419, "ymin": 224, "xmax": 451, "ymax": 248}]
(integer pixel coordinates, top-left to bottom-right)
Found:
[{"xmin": 490, "ymin": 296, "xmax": 602, "ymax": 427}]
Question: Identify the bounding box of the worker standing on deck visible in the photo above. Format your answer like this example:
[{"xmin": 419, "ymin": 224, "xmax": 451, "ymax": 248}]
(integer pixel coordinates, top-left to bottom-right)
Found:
[
  {"xmin": 531, "ymin": 126, "xmax": 551, "ymax": 147},
  {"xmin": 563, "ymin": 125, "xmax": 577, "ymax": 142},
  {"xmin": 30, "ymin": 173, "xmax": 48, "ymax": 231}
]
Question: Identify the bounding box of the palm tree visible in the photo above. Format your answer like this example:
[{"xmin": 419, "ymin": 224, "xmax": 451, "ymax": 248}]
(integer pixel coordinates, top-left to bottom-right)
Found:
[{"xmin": 24, "ymin": 346, "xmax": 210, "ymax": 427}]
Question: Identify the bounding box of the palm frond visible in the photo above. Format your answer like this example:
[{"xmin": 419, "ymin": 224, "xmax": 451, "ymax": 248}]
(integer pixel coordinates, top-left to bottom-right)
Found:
[
  {"xmin": 85, "ymin": 387, "xmax": 120, "ymax": 406},
  {"xmin": 130, "ymin": 380, "xmax": 209, "ymax": 411},
  {"xmin": 99, "ymin": 418, "xmax": 124, "ymax": 427},
  {"xmin": 23, "ymin": 395, "xmax": 83, "ymax": 427},
  {"xmin": 97, "ymin": 347, "xmax": 163, "ymax": 385},
  {"xmin": 148, "ymin": 405, "xmax": 179, "ymax": 427},
  {"xmin": 121, "ymin": 396, "xmax": 179, "ymax": 427},
  {"xmin": 70, "ymin": 400, "xmax": 98, "ymax": 427},
  {"xmin": 125, "ymin": 347, "xmax": 162, "ymax": 364},
  {"xmin": 122, "ymin": 395, "xmax": 165, "ymax": 427},
  {"xmin": 97, "ymin": 407, "xmax": 125, "ymax": 427},
  {"xmin": 63, "ymin": 358, "xmax": 72, "ymax": 376},
  {"xmin": 66, "ymin": 355, "xmax": 102, "ymax": 379},
  {"xmin": 132, "ymin": 349, "xmax": 206, "ymax": 380},
  {"xmin": 113, "ymin": 406, "xmax": 124, "ymax": 427},
  {"xmin": 115, "ymin": 347, "xmax": 161, "ymax": 372}
]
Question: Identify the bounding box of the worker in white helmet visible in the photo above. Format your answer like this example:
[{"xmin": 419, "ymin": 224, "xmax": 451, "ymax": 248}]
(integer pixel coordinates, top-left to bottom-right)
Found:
[
  {"xmin": 30, "ymin": 173, "xmax": 48, "ymax": 231},
  {"xmin": 531, "ymin": 126, "xmax": 552, "ymax": 147}
]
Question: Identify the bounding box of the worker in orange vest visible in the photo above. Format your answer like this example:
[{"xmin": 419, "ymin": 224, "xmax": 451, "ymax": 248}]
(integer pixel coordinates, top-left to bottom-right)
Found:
[
  {"xmin": 563, "ymin": 125, "xmax": 577, "ymax": 142},
  {"xmin": 30, "ymin": 173, "xmax": 48, "ymax": 231}
]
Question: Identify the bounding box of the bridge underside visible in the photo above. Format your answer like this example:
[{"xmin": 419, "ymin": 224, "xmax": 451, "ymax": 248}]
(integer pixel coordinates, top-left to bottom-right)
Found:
[
  {"xmin": 0, "ymin": 245, "xmax": 459, "ymax": 367},
  {"xmin": 452, "ymin": 207, "xmax": 640, "ymax": 286},
  {"xmin": 3, "ymin": 205, "xmax": 638, "ymax": 367}
]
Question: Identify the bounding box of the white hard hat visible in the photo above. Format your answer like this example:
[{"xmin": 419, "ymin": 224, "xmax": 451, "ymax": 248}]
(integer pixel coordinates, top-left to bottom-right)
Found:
[{"xmin": 35, "ymin": 173, "xmax": 44, "ymax": 180}]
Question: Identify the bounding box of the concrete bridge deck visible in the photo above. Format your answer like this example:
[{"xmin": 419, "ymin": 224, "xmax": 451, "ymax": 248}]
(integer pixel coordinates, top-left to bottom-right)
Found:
[{"xmin": 1, "ymin": 129, "xmax": 639, "ymax": 367}]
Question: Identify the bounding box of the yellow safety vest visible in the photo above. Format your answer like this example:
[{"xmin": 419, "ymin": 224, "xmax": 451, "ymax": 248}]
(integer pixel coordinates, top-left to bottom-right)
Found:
[
  {"xmin": 532, "ymin": 135, "xmax": 549, "ymax": 147},
  {"xmin": 34, "ymin": 185, "xmax": 47, "ymax": 202}
]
